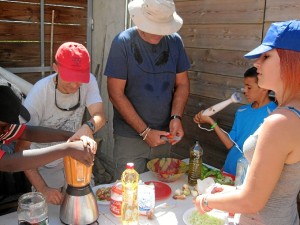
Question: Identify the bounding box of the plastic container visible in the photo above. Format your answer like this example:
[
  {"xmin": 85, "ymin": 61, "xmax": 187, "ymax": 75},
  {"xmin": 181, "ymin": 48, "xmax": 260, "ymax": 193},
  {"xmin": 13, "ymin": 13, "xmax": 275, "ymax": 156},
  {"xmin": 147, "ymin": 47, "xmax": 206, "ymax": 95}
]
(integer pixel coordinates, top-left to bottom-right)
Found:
[
  {"xmin": 138, "ymin": 182, "xmax": 155, "ymax": 216},
  {"xmin": 235, "ymin": 155, "xmax": 248, "ymax": 186},
  {"xmin": 188, "ymin": 141, "xmax": 203, "ymax": 186},
  {"xmin": 110, "ymin": 182, "xmax": 123, "ymax": 217},
  {"xmin": 121, "ymin": 162, "xmax": 139, "ymax": 225}
]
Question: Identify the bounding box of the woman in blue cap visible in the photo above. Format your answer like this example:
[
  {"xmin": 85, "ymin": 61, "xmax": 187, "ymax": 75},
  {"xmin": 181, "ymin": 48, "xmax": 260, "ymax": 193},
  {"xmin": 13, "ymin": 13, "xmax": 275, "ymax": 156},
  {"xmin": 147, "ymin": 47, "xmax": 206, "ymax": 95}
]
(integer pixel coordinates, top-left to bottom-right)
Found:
[
  {"xmin": 0, "ymin": 79, "xmax": 95, "ymax": 172},
  {"xmin": 194, "ymin": 20, "xmax": 300, "ymax": 225}
]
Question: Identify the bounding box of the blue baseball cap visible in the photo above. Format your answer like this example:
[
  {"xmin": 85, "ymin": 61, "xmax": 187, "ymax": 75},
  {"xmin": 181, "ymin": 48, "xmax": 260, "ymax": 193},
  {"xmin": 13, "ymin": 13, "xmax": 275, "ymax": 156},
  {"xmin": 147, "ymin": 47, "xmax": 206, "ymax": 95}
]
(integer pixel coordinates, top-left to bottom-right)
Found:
[{"xmin": 244, "ymin": 20, "xmax": 300, "ymax": 59}]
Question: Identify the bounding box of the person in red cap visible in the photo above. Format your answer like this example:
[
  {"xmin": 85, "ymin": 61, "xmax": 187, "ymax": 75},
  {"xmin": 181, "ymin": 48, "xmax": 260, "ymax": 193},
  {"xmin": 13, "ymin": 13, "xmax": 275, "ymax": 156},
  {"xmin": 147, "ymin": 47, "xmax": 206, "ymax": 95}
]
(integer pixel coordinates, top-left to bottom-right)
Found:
[
  {"xmin": 17, "ymin": 42, "xmax": 106, "ymax": 205},
  {"xmin": 0, "ymin": 78, "xmax": 95, "ymax": 171}
]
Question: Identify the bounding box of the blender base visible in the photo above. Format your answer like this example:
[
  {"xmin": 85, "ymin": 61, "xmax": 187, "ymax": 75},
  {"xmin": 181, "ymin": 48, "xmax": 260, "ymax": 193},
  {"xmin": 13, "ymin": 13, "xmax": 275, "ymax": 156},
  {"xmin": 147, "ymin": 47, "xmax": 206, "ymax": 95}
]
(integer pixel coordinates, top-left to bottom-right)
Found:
[{"xmin": 60, "ymin": 184, "xmax": 99, "ymax": 225}]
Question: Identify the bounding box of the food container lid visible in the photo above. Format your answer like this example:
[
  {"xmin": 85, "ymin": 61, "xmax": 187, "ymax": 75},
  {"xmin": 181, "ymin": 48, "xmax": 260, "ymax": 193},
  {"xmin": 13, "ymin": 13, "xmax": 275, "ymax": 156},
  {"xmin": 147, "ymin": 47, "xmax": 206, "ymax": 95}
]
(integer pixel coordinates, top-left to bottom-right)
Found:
[{"xmin": 112, "ymin": 182, "xmax": 122, "ymax": 195}]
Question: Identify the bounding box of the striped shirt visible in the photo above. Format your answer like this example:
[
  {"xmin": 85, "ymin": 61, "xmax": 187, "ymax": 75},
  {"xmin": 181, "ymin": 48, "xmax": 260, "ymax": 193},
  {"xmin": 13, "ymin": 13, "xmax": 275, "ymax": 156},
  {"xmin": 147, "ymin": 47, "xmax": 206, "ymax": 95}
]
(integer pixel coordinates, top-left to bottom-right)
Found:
[{"xmin": 0, "ymin": 124, "xmax": 26, "ymax": 159}]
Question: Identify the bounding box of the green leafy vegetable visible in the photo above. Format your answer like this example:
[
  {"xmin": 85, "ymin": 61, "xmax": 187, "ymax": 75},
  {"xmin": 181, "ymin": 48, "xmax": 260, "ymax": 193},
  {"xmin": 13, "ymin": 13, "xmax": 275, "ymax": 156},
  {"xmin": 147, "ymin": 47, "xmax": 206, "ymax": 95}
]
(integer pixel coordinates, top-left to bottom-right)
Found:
[{"xmin": 201, "ymin": 165, "xmax": 234, "ymax": 185}]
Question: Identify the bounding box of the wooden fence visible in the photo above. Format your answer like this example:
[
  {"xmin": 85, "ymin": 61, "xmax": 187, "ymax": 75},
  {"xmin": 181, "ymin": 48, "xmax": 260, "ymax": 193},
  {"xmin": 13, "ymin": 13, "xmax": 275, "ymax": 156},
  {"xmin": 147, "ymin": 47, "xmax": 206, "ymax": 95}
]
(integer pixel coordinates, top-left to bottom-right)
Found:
[
  {"xmin": 172, "ymin": 0, "xmax": 300, "ymax": 168},
  {"xmin": 0, "ymin": 0, "xmax": 87, "ymax": 84}
]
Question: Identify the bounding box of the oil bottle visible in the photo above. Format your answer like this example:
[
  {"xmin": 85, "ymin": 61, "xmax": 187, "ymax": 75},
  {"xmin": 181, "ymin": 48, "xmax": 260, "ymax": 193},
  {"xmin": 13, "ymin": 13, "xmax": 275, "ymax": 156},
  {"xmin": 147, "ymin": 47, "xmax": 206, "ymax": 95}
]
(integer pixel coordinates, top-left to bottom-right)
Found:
[
  {"xmin": 188, "ymin": 141, "xmax": 203, "ymax": 186},
  {"xmin": 121, "ymin": 162, "xmax": 139, "ymax": 225}
]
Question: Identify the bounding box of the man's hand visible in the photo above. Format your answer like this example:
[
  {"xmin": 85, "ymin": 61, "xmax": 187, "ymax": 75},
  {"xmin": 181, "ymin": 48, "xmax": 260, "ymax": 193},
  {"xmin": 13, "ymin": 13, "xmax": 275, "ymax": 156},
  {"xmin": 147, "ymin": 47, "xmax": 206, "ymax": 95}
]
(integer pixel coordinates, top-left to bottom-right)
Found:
[
  {"xmin": 144, "ymin": 129, "xmax": 169, "ymax": 148},
  {"xmin": 68, "ymin": 125, "xmax": 97, "ymax": 154},
  {"xmin": 168, "ymin": 119, "xmax": 184, "ymax": 145},
  {"xmin": 39, "ymin": 186, "xmax": 64, "ymax": 205},
  {"xmin": 79, "ymin": 135, "xmax": 97, "ymax": 154}
]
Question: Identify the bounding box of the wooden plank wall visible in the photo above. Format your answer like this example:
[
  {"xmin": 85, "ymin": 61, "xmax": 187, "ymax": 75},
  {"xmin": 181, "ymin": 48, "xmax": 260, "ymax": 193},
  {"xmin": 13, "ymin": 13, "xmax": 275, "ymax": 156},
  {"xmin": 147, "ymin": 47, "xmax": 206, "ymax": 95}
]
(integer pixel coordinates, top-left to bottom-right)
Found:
[
  {"xmin": 172, "ymin": 0, "xmax": 300, "ymax": 168},
  {"xmin": 0, "ymin": 0, "xmax": 87, "ymax": 84}
]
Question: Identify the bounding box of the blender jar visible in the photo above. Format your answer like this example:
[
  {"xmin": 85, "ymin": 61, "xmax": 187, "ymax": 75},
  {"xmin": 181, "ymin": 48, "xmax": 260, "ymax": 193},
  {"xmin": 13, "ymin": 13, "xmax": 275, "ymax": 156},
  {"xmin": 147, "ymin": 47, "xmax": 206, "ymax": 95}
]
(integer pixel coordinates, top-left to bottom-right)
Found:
[{"xmin": 64, "ymin": 156, "xmax": 92, "ymax": 187}]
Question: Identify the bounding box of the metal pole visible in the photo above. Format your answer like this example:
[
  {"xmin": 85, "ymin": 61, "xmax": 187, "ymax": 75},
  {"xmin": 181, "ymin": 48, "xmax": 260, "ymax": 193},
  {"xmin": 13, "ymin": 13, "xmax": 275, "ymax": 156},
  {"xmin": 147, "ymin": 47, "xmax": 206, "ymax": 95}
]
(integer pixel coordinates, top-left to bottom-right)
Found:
[
  {"xmin": 87, "ymin": 0, "xmax": 93, "ymax": 56},
  {"xmin": 50, "ymin": 10, "xmax": 55, "ymax": 74},
  {"xmin": 125, "ymin": 0, "xmax": 132, "ymax": 30},
  {"xmin": 40, "ymin": 0, "xmax": 45, "ymax": 77}
]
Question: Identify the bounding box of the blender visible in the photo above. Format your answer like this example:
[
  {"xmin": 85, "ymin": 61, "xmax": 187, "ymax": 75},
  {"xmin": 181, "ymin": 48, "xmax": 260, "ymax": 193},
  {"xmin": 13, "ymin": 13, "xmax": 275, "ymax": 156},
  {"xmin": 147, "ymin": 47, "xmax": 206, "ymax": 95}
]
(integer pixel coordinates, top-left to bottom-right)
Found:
[{"xmin": 60, "ymin": 156, "xmax": 99, "ymax": 224}]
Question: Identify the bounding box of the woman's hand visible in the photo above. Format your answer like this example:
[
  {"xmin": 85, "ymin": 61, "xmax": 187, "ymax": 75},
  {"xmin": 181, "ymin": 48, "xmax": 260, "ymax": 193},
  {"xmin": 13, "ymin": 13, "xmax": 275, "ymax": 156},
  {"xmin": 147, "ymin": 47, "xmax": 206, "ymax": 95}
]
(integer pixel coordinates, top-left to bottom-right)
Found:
[
  {"xmin": 193, "ymin": 195, "xmax": 208, "ymax": 214},
  {"xmin": 210, "ymin": 184, "xmax": 224, "ymax": 194}
]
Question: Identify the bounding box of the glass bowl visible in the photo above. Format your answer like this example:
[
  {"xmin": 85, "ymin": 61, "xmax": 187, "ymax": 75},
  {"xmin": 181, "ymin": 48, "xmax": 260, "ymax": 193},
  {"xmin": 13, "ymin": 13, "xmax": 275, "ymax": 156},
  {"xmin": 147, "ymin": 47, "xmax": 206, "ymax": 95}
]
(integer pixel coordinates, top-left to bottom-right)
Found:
[{"xmin": 147, "ymin": 158, "xmax": 188, "ymax": 183}]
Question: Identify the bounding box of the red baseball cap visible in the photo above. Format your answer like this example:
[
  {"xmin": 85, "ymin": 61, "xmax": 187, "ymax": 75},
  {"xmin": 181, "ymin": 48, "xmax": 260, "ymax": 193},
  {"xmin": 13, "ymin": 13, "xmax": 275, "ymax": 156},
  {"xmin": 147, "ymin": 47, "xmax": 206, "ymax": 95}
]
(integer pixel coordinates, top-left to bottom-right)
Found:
[{"xmin": 55, "ymin": 42, "xmax": 90, "ymax": 83}]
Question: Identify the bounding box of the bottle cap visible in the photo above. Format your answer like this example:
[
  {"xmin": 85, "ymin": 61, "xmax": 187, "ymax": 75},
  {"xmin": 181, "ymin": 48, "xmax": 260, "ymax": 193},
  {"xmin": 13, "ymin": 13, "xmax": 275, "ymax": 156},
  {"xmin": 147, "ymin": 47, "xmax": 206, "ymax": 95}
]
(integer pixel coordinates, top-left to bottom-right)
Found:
[
  {"xmin": 126, "ymin": 162, "xmax": 134, "ymax": 169},
  {"xmin": 193, "ymin": 141, "xmax": 200, "ymax": 151}
]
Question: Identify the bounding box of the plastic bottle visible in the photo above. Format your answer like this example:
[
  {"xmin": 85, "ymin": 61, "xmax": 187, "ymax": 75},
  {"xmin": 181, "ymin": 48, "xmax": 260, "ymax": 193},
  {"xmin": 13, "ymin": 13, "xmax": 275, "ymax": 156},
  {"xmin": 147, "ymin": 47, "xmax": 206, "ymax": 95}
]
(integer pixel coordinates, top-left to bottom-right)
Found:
[
  {"xmin": 121, "ymin": 162, "xmax": 139, "ymax": 225},
  {"xmin": 235, "ymin": 155, "xmax": 248, "ymax": 186},
  {"xmin": 188, "ymin": 141, "xmax": 203, "ymax": 186}
]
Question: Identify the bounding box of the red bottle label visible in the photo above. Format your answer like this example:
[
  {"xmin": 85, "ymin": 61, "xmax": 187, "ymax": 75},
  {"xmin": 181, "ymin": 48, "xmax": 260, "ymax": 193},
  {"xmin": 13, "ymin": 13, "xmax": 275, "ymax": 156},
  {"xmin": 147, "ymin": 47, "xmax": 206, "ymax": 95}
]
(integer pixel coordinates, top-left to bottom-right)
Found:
[{"xmin": 110, "ymin": 199, "xmax": 122, "ymax": 217}]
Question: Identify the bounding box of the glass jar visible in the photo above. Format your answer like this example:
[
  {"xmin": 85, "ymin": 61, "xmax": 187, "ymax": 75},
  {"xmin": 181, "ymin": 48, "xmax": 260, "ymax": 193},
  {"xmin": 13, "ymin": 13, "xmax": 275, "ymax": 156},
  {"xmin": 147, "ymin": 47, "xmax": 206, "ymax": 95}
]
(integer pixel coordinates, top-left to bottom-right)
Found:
[{"xmin": 17, "ymin": 192, "xmax": 49, "ymax": 225}]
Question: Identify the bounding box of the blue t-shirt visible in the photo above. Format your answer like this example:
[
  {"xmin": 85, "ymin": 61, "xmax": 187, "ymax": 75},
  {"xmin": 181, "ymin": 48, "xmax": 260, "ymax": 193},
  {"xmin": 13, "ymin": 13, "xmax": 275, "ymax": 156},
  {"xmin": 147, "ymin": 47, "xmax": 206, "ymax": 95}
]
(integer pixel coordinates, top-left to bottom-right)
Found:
[
  {"xmin": 223, "ymin": 101, "xmax": 277, "ymax": 175},
  {"xmin": 104, "ymin": 27, "xmax": 190, "ymax": 137}
]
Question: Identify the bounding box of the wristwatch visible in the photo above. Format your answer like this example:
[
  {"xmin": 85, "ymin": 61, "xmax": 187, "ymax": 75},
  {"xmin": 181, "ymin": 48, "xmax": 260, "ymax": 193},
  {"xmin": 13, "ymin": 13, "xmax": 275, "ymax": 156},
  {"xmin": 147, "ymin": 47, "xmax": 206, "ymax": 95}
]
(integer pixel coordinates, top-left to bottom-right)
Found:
[
  {"xmin": 170, "ymin": 115, "xmax": 182, "ymax": 121},
  {"xmin": 85, "ymin": 121, "xmax": 95, "ymax": 133}
]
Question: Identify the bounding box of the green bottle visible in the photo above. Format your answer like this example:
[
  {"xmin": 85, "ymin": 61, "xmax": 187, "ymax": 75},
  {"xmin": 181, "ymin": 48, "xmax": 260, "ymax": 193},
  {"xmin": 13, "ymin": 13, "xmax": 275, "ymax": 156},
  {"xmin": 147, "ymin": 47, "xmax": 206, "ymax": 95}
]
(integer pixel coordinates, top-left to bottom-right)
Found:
[{"xmin": 188, "ymin": 141, "xmax": 203, "ymax": 186}]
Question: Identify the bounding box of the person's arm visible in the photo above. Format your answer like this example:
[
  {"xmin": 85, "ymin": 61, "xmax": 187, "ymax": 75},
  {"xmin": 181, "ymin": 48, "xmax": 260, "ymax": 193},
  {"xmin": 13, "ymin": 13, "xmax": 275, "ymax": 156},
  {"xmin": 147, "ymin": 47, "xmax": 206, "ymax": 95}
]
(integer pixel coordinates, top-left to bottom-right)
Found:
[
  {"xmin": 25, "ymin": 165, "xmax": 63, "ymax": 205},
  {"xmin": 69, "ymin": 102, "xmax": 106, "ymax": 149},
  {"xmin": 69, "ymin": 75, "xmax": 106, "ymax": 150},
  {"xmin": 86, "ymin": 102, "xmax": 106, "ymax": 133},
  {"xmin": 213, "ymin": 125, "xmax": 234, "ymax": 149},
  {"xmin": 19, "ymin": 125, "xmax": 74, "ymax": 142},
  {"xmin": 195, "ymin": 109, "xmax": 296, "ymax": 214},
  {"xmin": 15, "ymin": 124, "xmax": 74, "ymax": 153},
  {"xmin": 17, "ymin": 140, "xmax": 64, "ymax": 205},
  {"xmin": 107, "ymin": 77, "xmax": 169, "ymax": 147},
  {"xmin": 15, "ymin": 138, "xmax": 94, "ymax": 205},
  {"xmin": 0, "ymin": 141, "xmax": 93, "ymax": 172},
  {"xmin": 15, "ymin": 124, "xmax": 97, "ymax": 204},
  {"xmin": 169, "ymin": 71, "xmax": 190, "ymax": 145},
  {"xmin": 194, "ymin": 112, "xmax": 234, "ymax": 149}
]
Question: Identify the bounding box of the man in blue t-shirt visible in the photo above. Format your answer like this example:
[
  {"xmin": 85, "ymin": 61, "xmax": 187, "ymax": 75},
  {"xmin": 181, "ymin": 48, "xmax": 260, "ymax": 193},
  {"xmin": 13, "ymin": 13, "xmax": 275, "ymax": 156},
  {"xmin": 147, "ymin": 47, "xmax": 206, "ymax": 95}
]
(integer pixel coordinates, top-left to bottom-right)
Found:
[
  {"xmin": 104, "ymin": 0, "xmax": 190, "ymax": 180},
  {"xmin": 194, "ymin": 67, "xmax": 277, "ymax": 175}
]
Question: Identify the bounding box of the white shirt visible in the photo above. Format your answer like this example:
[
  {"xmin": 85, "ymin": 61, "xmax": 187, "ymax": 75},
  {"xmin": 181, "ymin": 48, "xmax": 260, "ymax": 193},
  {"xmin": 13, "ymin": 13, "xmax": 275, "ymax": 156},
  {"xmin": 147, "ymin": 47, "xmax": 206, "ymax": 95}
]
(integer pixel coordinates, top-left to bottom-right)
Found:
[{"xmin": 23, "ymin": 73, "xmax": 102, "ymax": 188}]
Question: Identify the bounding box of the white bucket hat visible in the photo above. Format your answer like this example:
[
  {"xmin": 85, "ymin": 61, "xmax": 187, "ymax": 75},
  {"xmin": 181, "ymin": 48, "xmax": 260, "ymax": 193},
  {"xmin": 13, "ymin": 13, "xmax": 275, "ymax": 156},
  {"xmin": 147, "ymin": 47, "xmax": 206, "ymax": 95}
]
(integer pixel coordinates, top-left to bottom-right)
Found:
[{"xmin": 128, "ymin": 0, "xmax": 183, "ymax": 35}]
